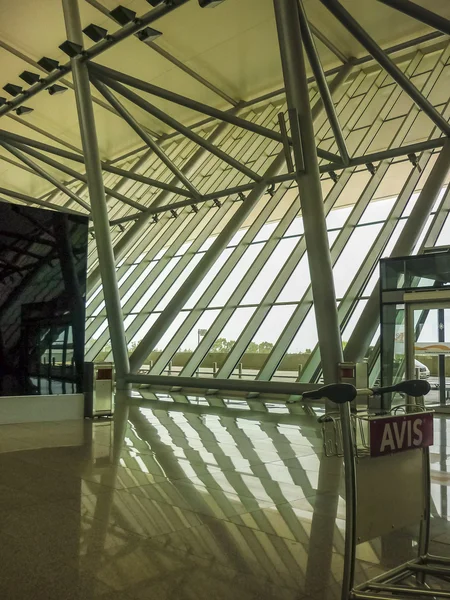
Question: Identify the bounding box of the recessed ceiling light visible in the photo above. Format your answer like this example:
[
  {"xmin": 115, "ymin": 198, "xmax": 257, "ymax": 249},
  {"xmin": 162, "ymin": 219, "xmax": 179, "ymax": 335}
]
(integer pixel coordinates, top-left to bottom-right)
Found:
[
  {"xmin": 109, "ymin": 5, "xmax": 136, "ymax": 25},
  {"xmin": 3, "ymin": 84, "xmax": 23, "ymax": 97},
  {"xmin": 135, "ymin": 27, "xmax": 162, "ymax": 42},
  {"xmin": 19, "ymin": 71, "xmax": 41, "ymax": 85},
  {"xmin": 59, "ymin": 40, "xmax": 84, "ymax": 57},
  {"xmin": 15, "ymin": 106, "xmax": 33, "ymax": 116},
  {"xmin": 37, "ymin": 57, "xmax": 60, "ymax": 72},
  {"xmin": 47, "ymin": 84, "xmax": 68, "ymax": 95},
  {"xmin": 198, "ymin": 0, "xmax": 226, "ymax": 6},
  {"xmin": 83, "ymin": 23, "xmax": 109, "ymax": 42}
]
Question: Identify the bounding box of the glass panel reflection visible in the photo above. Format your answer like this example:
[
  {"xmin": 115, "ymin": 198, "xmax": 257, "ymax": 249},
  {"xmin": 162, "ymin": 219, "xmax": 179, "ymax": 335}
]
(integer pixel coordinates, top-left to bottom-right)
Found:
[{"xmin": 0, "ymin": 203, "xmax": 88, "ymax": 396}]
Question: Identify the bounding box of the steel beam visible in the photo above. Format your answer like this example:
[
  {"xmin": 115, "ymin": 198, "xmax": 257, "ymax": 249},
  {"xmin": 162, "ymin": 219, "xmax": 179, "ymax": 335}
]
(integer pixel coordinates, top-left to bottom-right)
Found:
[
  {"xmin": 345, "ymin": 138, "xmax": 450, "ymax": 362},
  {"xmin": 0, "ymin": 153, "xmax": 42, "ymax": 177},
  {"xmin": 303, "ymin": 151, "xmax": 434, "ymax": 382},
  {"xmin": 377, "ymin": 0, "xmax": 450, "ymax": 37},
  {"xmin": 298, "ymin": 0, "xmax": 350, "ymax": 165},
  {"xmin": 84, "ymin": 0, "xmax": 238, "ymax": 107},
  {"xmin": 423, "ymin": 184, "xmax": 450, "ymax": 248},
  {"xmin": 92, "ymin": 74, "xmax": 262, "ymax": 182},
  {"xmin": 5, "ymin": 138, "xmax": 147, "ymax": 212},
  {"xmin": 0, "ymin": 38, "xmax": 125, "ymax": 130},
  {"xmin": 0, "ymin": 185, "xmax": 84, "ymax": 215},
  {"xmin": 319, "ymin": 0, "xmax": 450, "ymax": 136},
  {"xmin": 3, "ymin": 123, "xmax": 445, "ymax": 211},
  {"xmin": 129, "ymin": 150, "xmax": 287, "ymax": 372},
  {"xmin": 0, "ymin": 1, "xmax": 189, "ymax": 120},
  {"xmin": 86, "ymin": 210, "xmax": 199, "ymax": 356},
  {"xmin": 0, "ymin": 140, "xmax": 91, "ymax": 211},
  {"xmin": 3, "ymin": 139, "xmax": 140, "ymax": 212},
  {"xmin": 308, "ymin": 21, "xmax": 349, "ymax": 64},
  {"xmin": 0, "ymin": 128, "xmax": 192, "ymax": 199},
  {"xmin": 274, "ymin": 0, "xmax": 343, "ymax": 384},
  {"xmin": 86, "ymin": 117, "xmax": 233, "ymax": 293},
  {"xmin": 108, "ymin": 30, "xmax": 444, "ymax": 166},
  {"xmin": 126, "ymin": 372, "xmax": 320, "ymax": 396},
  {"xmin": 100, "ymin": 204, "xmax": 234, "ymax": 359},
  {"xmin": 109, "ymin": 195, "xmax": 221, "ymax": 225},
  {"xmin": 90, "ymin": 77, "xmax": 202, "ymax": 199},
  {"xmin": 173, "ymin": 67, "xmax": 353, "ymax": 381},
  {"xmin": 141, "ymin": 66, "xmax": 378, "ymax": 380},
  {"xmin": 88, "ymin": 62, "xmax": 286, "ymax": 147},
  {"xmin": 7, "ymin": 114, "xmax": 83, "ymax": 154},
  {"xmin": 303, "ymin": 48, "xmax": 450, "ymax": 379},
  {"xmin": 179, "ymin": 193, "xmax": 300, "ymax": 378},
  {"xmin": 148, "ymin": 183, "xmax": 293, "ymax": 376},
  {"xmin": 62, "ymin": 0, "xmax": 130, "ymax": 385},
  {"xmin": 253, "ymin": 39, "xmax": 425, "ymax": 384}
]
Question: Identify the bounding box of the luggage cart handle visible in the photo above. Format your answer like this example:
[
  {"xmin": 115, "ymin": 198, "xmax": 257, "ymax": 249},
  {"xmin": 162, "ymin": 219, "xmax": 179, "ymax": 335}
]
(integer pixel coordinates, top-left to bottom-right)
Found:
[
  {"xmin": 369, "ymin": 378, "xmax": 431, "ymax": 398},
  {"xmin": 300, "ymin": 379, "xmax": 430, "ymax": 405},
  {"xmin": 301, "ymin": 383, "xmax": 357, "ymax": 404}
]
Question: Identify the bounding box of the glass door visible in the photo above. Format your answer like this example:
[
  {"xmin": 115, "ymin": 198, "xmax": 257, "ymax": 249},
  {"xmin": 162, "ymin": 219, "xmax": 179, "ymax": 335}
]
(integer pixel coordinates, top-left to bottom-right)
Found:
[{"xmin": 406, "ymin": 303, "xmax": 450, "ymax": 410}]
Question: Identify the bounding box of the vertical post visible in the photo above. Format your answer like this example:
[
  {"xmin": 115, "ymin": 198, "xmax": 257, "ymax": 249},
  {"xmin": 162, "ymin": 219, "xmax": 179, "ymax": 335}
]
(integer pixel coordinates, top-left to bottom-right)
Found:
[
  {"xmin": 274, "ymin": 4, "xmax": 346, "ymax": 599},
  {"xmin": 62, "ymin": 0, "xmax": 130, "ymax": 387},
  {"xmin": 439, "ymin": 308, "xmax": 446, "ymax": 407},
  {"xmin": 274, "ymin": 0, "xmax": 343, "ymax": 384}
]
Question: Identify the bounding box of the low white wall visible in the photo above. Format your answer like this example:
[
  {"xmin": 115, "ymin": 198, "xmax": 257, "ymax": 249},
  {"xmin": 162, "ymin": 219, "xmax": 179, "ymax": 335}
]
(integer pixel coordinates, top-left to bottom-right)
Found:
[{"xmin": 0, "ymin": 394, "xmax": 84, "ymax": 425}]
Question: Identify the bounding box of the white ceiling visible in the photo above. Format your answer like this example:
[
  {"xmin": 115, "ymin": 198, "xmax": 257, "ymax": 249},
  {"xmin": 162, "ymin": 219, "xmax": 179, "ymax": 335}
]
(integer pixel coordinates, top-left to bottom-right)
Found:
[{"xmin": 0, "ymin": 0, "xmax": 448, "ymax": 198}]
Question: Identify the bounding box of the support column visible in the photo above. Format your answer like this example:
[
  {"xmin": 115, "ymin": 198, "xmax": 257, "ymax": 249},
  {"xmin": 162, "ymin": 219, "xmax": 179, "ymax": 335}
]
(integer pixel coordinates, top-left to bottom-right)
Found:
[
  {"xmin": 274, "ymin": 0, "xmax": 343, "ymax": 383},
  {"xmin": 62, "ymin": 0, "xmax": 130, "ymax": 387},
  {"xmin": 345, "ymin": 139, "xmax": 450, "ymax": 362}
]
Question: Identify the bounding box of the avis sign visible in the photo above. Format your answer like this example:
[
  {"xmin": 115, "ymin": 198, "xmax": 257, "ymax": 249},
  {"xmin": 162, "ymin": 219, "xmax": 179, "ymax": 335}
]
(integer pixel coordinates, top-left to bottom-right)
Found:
[{"xmin": 369, "ymin": 413, "xmax": 433, "ymax": 457}]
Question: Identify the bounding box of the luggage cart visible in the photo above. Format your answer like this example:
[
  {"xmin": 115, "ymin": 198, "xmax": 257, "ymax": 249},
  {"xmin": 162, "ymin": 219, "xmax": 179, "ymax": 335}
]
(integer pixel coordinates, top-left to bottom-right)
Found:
[{"xmin": 292, "ymin": 379, "xmax": 450, "ymax": 600}]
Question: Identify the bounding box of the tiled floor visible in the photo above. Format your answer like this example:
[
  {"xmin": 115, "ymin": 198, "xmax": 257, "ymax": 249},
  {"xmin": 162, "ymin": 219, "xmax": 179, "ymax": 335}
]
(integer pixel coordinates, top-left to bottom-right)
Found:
[{"xmin": 1, "ymin": 393, "xmax": 450, "ymax": 599}]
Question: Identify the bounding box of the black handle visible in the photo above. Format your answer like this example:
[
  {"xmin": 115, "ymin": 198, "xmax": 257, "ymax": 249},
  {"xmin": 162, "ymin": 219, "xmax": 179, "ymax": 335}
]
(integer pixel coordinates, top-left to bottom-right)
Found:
[
  {"xmin": 371, "ymin": 379, "xmax": 431, "ymax": 398},
  {"xmin": 302, "ymin": 383, "xmax": 357, "ymax": 404}
]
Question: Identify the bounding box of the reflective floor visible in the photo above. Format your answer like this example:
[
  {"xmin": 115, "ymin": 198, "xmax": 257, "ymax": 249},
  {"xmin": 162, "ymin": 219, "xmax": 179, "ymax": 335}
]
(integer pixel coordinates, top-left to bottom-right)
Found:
[{"xmin": 1, "ymin": 391, "xmax": 450, "ymax": 599}]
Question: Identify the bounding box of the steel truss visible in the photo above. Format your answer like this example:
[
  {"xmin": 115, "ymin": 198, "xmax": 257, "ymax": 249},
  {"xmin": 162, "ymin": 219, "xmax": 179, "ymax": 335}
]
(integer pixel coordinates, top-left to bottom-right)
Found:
[
  {"xmin": 84, "ymin": 44, "xmax": 450, "ymax": 391},
  {"xmin": 0, "ymin": 0, "xmax": 448, "ymax": 392}
]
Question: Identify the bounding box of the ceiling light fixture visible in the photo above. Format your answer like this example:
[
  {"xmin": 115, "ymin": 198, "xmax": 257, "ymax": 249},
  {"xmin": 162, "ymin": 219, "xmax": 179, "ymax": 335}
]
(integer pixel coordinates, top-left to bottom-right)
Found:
[
  {"xmin": 37, "ymin": 57, "xmax": 60, "ymax": 72},
  {"xmin": 59, "ymin": 40, "xmax": 84, "ymax": 57},
  {"xmin": 15, "ymin": 106, "xmax": 33, "ymax": 116},
  {"xmin": 47, "ymin": 84, "xmax": 68, "ymax": 95},
  {"xmin": 135, "ymin": 26, "xmax": 162, "ymax": 42},
  {"xmin": 146, "ymin": 0, "xmax": 165, "ymax": 5},
  {"xmin": 198, "ymin": 0, "xmax": 226, "ymax": 6},
  {"xmin": 3, "ymin": 84, "xmax": 23, "ymax": 97},
  {"xmin": 83, "ymin": 24, "xmax": 109, "ymax": 42},
  {"xmin": 0, "ymin": 97, "xmax": 8, "ymax": 107},
  {"xmin": 19, "ymin": 71, "xmax": 41, "ymax": 85},
  {"xmin": 109, "ymin": 6, "xmax": 136, "ymax": 25}
]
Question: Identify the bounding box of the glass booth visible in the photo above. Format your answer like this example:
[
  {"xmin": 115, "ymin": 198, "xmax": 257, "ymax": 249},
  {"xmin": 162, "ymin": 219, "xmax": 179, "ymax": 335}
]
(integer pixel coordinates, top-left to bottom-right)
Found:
[{"xmin": 380, "ymin": 250, "xmax": 450, "ymax": 412}]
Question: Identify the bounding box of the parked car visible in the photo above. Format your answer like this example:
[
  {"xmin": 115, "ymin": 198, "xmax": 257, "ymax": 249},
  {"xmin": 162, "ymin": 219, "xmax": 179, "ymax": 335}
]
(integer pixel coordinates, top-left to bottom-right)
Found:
[{"xmin": 415, "ymin": 358, "xmax": 430, "ymax": 380}]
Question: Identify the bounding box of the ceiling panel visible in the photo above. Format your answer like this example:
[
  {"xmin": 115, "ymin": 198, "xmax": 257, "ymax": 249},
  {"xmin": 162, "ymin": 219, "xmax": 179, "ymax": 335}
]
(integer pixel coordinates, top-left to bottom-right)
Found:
[{"xmin": 0, "ymin": 0, "xmax": 447, "ymax": 198}]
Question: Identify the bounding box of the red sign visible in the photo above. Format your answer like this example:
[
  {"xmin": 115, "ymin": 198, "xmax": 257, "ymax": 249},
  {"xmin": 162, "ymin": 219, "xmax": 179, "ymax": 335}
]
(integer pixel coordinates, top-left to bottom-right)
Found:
[
  {"xmin": 97, "ymin": 368, "xmax": 113, "ymax": 380},
  {"xmin": 369, "ymin": 413, "xmax": 433, "ymax": 457}
]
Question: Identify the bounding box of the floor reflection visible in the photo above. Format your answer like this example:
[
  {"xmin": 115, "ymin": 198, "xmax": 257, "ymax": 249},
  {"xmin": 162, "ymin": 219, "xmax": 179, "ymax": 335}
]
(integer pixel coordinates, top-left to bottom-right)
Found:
[{"xmin": 0, "ymin": 389, "xmax": 449, "ymax": 599}]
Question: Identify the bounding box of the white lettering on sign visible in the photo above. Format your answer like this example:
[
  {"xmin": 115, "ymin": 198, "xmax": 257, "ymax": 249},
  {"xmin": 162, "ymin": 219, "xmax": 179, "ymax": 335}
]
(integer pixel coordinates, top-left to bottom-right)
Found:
[
  {"xmin": 379, "ymin": 418, "xmax": 424, "ymax": 453},
  {"xmin": 370, "ymin": 412, "xmax": 433, "ymax": 456},
  {"xmin": 413, "ymin": 419, "xmax": 423, "ymax": 446},
  {"xmin": 380, "ymin": 424, "xmax": 395, "ymax": 452},
  {"xmin": 393, "ymin": 420, "xmax": 406, "ymax": 448}
]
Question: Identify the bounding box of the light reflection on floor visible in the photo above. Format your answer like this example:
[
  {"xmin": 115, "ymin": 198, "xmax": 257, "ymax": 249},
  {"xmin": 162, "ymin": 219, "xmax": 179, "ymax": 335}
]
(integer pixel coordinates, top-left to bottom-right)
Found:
[{"xmin": 0, "ymin": 389, "xmax": 449, "ymax": 599}]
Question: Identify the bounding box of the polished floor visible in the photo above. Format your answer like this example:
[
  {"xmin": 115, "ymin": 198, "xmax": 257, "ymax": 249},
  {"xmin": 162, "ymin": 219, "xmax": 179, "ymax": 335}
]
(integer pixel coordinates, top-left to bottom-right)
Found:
[{"xmin": 1, "ymin": 393, "xmax": 450, "ymax": 599}]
